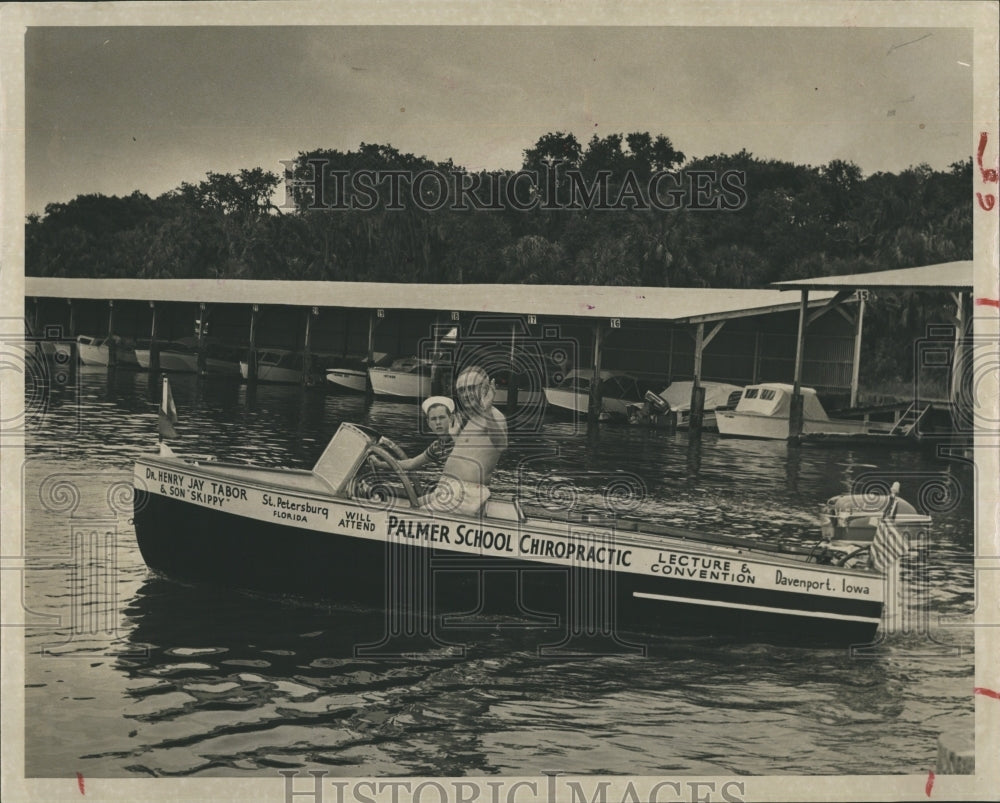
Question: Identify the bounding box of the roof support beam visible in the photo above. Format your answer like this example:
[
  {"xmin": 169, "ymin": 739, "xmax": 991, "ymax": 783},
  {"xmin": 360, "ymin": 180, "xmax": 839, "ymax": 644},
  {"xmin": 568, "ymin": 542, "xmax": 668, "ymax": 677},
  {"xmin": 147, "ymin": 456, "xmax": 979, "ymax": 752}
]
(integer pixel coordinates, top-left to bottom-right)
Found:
[{"xmin": 806, "ymin": 290, "xmax": 853, "ymax": 326}]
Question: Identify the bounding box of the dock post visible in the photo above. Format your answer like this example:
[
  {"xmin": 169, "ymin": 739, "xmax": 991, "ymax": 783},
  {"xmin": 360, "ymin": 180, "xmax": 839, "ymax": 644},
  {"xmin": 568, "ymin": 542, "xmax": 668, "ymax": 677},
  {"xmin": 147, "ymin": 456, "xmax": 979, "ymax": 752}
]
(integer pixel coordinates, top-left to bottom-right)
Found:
[
  {"xmin": 107, "ymin": 300, "xmax": 117, "ymax": 367},
  {"xmin": 752, "ymin": 331, "xmax": 761, "ymax": 384},
  {"xmin": 66, "ymin": 299, "xmax": 77, "ymax": 383},
  {"xmin": 196, "ymin": 302, "xmax": 208, "ymax": 374},
  {"xmin": 666, "ymin": 328, "xmax": 674, "ymax": 383},
  {"xmin": 849, "ymin": 293, "xmax": 865, "ymax": 408},
  {"xmin": 789, "ymin": 289, "xmax": 809, "ymax": 438},
  {"xmin": 246, "ymin": 304, "xmax": 259, "ymax": 385},
  {"xmin": 505, "ymin": 320, "xmax": 520, "ymax": 415},
  {"xmin": 587, "ymin": 323, "xmax": 605, "ymax": 432},
  {"xmin": 148, "ymin": 301, "xmax": 160, "ymax": 374},
  {"xmin": 365, "ymin": 310, "xmax": 377, "ymax": 397},
  {"xmin": 302, "ymin": 306, "xmax": 316, "ymax": 385},
  {"xmin": 689, "ymin": 322, "xmax": 705, "ymax": 433}
]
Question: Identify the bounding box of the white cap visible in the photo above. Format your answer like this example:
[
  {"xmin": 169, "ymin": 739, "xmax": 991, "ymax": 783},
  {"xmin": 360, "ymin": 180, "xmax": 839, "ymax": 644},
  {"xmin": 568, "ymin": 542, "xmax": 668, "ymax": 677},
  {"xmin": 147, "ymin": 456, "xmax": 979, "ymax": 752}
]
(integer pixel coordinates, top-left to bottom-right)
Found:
[{"xmin": 421, "ymin": 396, "xmax": 455, "ymax": 416}]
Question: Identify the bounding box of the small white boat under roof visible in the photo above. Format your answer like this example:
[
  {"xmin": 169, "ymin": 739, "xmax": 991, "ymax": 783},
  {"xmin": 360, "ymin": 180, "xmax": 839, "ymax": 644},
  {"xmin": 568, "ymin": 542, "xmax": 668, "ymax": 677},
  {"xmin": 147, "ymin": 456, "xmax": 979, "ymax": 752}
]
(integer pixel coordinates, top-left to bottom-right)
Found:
[{"xmin": 716, "ymin": 383, "xmax": 893, "ymax": 440}]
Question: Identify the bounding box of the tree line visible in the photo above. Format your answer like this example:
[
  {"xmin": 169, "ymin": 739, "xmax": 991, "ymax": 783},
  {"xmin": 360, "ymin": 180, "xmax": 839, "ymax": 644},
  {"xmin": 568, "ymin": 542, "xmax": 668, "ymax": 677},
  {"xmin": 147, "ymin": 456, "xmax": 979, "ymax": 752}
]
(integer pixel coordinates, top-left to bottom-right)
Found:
[{"xmin": 26, "ymin": 133, "xmax": 972, "ymax": 386}]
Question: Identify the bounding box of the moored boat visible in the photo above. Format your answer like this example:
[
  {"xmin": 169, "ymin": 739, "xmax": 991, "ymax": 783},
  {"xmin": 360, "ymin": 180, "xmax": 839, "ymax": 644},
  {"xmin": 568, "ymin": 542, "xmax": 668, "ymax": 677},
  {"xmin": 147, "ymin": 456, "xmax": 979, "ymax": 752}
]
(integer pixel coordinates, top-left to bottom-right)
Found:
[
  {"xmin": 136, "ymin": 338, "xmax": 242, "ymax": 376},
  {"xmin": 77, "ymin": 334, "xmax": 140, "ymax": 367},
  {"xmin": 543, "ymin": 370, "xmax": 644, "ymax": 420},
  {"xmin": 133, "ymin": 421, "xmax": 911, "ymax": 647},
  {"xmin": 326, "ymin": 366, "xmax": 368, "ymax": 392},
  {"xmin": 368, "ymin": 357, "xmax": 433, "ymax": 399},
  {"xmin": 240, "ymin": 348, "xmax": 327, "ymax": 384},
  {"xmin": 626, "ymin": 381, "xmax": 743, "ymax": 430},
  {"xmin": 716, "ymin": 383, "xmax": 896, "ymax": 440}
]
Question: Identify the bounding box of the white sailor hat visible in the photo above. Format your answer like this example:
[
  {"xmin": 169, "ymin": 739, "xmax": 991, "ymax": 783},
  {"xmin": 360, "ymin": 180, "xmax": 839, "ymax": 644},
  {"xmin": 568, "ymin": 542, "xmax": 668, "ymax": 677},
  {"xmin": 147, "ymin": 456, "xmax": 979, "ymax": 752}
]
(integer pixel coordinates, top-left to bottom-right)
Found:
[{"xmin": 421, "ymin": 396, "xmax": 455, "ymax": 415}]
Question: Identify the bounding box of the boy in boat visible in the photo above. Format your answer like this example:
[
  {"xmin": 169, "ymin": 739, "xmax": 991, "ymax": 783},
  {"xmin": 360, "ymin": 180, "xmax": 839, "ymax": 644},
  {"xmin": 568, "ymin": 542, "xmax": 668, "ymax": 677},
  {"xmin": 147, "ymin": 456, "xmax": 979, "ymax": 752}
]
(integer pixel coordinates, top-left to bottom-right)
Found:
[
  {"xmin": 422, "ymin": 366, "xmax": 508, "ymax": 515},
  {"xmin": 393, "ymin": 396, "xmax": 458, "ymax": 473}
]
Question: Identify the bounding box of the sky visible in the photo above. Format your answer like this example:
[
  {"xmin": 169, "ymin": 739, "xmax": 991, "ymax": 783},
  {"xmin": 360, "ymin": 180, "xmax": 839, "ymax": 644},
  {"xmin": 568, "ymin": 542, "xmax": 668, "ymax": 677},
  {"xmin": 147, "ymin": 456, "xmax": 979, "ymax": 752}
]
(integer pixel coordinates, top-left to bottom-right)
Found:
[{"xmin": 24, "ymin": 25, "xmax": 973, "ymax": 215}]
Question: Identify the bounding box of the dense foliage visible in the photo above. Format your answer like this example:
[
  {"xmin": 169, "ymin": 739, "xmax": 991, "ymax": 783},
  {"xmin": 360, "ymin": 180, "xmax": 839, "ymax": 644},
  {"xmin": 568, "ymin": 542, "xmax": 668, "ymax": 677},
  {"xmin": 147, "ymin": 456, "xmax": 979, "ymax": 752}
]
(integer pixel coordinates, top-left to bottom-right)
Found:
[{"xmin": 26, "ymin": 133, "xmax": 972, "ymax": 386}]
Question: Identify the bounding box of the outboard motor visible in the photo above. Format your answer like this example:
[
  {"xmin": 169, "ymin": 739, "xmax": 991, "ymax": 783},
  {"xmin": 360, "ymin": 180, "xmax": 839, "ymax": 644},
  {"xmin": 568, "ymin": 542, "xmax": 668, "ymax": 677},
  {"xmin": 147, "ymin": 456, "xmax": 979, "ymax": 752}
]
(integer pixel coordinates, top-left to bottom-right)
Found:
[{"xmin": 644, "ymin": 390, "xmax": 671, "ymax": 414}]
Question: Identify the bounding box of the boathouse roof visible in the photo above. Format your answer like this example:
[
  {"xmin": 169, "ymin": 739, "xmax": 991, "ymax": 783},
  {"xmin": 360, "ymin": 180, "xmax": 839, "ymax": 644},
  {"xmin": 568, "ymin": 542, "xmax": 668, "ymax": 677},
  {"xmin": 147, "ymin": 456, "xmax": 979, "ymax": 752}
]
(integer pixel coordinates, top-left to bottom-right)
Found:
[
  {"xmin": 24, "ymin": 278, "xmax": 839, "ymax": 325},
  {"xmin": 771, "ymin": 261, "xmax": 973, "ymax": 292}
]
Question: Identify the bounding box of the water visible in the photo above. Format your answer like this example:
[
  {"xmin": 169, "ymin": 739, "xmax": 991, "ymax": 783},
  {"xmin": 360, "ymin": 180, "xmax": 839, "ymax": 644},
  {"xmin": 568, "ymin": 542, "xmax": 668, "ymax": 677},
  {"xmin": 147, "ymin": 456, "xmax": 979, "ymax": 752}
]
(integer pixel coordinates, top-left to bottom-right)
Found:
[{"xmin": 22, "ymin": 366, "xmax": 975, "ymax": 777}]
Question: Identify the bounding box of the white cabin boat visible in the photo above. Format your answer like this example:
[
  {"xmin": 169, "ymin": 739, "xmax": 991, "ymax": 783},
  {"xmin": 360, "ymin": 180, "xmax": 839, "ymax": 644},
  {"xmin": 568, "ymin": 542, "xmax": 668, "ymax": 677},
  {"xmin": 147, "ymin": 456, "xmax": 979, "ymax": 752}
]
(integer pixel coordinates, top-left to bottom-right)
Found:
[
  {"xmin": 327, "ymin": 367, "xmax": 369, "ymax": 393},
  {"xmin": 716, "ymin": 383, "xmax": 894, "ymax": 440},
  {"xmin": 368, "ymin": 357, "xmax": 433, "ymax": 399},
  {"xmin": 543, "ymin": 370, "xmax": 644, "ymax": 419}
]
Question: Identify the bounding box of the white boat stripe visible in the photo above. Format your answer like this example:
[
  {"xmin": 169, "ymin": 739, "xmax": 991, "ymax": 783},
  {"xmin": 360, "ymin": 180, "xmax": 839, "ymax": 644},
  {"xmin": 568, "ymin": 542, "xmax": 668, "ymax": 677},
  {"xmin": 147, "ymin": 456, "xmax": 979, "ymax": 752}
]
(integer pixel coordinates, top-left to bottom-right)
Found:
[{"xmin": 633, "ymin": 591, "xmax": 881, "ymax": 624}]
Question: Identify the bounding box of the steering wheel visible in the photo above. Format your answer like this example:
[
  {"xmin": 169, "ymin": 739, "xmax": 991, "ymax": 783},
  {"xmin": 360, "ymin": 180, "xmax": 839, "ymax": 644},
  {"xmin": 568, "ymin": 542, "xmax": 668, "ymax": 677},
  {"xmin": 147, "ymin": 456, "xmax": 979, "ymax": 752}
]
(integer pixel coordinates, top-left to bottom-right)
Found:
[{"xmin": 352, "ymin": 443, "xmax": 423, "ymax": 506}]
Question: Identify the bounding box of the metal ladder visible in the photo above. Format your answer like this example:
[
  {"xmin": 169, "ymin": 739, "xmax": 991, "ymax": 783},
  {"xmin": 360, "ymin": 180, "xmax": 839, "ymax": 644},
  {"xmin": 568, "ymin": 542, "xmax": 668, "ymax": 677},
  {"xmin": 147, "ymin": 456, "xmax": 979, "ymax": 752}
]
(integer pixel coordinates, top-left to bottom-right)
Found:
[{"xmin": 888, "ymin": 402, "xmax": 930, "ymax": 436}]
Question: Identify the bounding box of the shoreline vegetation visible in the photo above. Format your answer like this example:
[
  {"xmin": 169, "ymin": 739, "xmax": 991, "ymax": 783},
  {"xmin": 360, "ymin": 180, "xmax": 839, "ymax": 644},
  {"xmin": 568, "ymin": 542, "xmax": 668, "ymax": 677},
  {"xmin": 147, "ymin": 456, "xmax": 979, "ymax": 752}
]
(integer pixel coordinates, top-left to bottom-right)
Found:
[{"xmin": 26, "ymin": 132, "xmax": 972, "ymax": 391}]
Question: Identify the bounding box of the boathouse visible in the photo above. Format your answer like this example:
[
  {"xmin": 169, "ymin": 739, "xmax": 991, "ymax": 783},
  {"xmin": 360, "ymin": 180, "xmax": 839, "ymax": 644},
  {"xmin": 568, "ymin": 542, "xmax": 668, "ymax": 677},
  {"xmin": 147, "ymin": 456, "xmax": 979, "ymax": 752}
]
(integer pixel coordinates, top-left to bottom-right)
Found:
[
  {"xmin": 24, "ymin": 278, "xmax": 865, "ymax": 424},
  {"xmin": 773, "ymin": 260, "xmax": 974, "ymax": 438}
]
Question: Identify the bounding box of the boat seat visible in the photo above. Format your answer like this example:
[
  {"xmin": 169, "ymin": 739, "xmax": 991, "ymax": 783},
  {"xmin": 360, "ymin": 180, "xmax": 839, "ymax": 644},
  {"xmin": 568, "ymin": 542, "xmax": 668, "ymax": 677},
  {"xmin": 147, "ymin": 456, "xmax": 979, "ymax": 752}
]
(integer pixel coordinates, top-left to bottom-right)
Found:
[{"xmin": 484, "ymin": 498, "xmax": 526, "ymax": 523}]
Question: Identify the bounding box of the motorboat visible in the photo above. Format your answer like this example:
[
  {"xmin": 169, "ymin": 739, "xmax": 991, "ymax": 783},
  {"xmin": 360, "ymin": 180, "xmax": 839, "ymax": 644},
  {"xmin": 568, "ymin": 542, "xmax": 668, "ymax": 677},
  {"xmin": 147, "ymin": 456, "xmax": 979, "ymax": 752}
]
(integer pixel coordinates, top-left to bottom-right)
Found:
[
  {"xmin": 136, "ymin": 338, "xmax": 242, "ymax": 376},
  {"xmin": 490, "ymin": 368, "xmax": 543, "ymax": 407},
  {"xmin": 77, "ymin": 335, "xmax": 111, "ymax": 365},
  {"xmin": 135, "ymin": 340, "xmax": 197, "ymax": 372},
  {"xmin": 716, "ymin": 383, "xmax": 896, "ymax": 440},
  {"xmin": 76, "ymin": 334, "xmax": 140, "ymax": 367},
  {"xmin": 818, "ymin": 487, "xmax": 931, "ymax": 546},
  {"xmin": 132, "ymin": 421, "xmax": 913, "ymax": 647},
  {"xmin": 626, "ymin": 381, "xmax": 743, "ymax": 429},
  {"xmin": 240, "ymin": 348, "xmax": 328, "ymax": 384},
  {"xmin": 326, "ymin": 353, "xmax": 389, "ymax": 393},
  {"xmin": 543, "ymin": 370, "xmax": 644, "ymax": 420},
  {"xmin": 368, "ymin": 357, "xmax": 433, "ymax": 399},
  {"xmin": 326, "ymin": 366, "xmax": 368, "ymax": 393}
]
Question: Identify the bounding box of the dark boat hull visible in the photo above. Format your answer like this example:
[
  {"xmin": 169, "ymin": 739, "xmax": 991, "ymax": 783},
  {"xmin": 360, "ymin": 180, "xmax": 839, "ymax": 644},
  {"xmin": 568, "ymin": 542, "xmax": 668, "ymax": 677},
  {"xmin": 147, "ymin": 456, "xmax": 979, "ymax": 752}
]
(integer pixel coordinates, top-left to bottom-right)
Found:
[{"xmin": 133, "ymin": 488, "xmax": 883, "ymax": 648}]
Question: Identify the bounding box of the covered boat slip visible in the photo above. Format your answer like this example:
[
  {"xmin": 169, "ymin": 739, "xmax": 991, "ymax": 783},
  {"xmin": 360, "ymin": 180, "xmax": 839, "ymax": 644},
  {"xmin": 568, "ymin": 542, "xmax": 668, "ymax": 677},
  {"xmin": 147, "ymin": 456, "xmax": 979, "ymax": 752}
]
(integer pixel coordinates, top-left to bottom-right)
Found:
[
  {"xmin": 27, "ymin": 278, "xmax": 859, "ymax": 424},
  {"xmin": 133, "ymin": 423, "xmax": 887, "ymax": 646},
  {"xmin": 773, "ymin": 261, "xmax": 974, "ymax": 439}
]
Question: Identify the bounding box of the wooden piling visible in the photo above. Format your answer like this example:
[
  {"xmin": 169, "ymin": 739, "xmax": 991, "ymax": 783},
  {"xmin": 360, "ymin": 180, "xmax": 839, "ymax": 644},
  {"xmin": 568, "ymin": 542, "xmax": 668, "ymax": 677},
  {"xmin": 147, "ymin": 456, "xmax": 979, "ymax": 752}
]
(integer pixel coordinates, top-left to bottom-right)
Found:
[
  {"xmin": 849, "ymin": 294, "xmax": 865, "ymax": 408},
  {"xmin": 246, "ymin": 304, "xmax": 259, "ymax": 384},
  {"xmin": 302, "ymin": 306, "xmax": 316, "ymax": 385},
  {"xmin": 505, "ymin": 321, "xmax": 520, "ymax": 415},
  {"xmin": 107, "ymin": 300, "xmax": 117, "ymax": 367},
  {"xmin": 196, "ymin": 302, "xmax": 208, "ymax": 375},
  {"xmin": 689, "ymin": 322, "xmax": 705, "ymax": 433},
  {"xmin": 66, "ymin": 299, "xmax": 77, "ymax": 382},
  {"xmin": 789, "ymin": 289, "xmax": 809, "ymax": 438},
  {"xmin": 587, "ymin": 323, "xmax": 605, "ymax": 432},
  {"xmin": 148, "ymin": 301, "xmax": 160, "ymax": 374}
]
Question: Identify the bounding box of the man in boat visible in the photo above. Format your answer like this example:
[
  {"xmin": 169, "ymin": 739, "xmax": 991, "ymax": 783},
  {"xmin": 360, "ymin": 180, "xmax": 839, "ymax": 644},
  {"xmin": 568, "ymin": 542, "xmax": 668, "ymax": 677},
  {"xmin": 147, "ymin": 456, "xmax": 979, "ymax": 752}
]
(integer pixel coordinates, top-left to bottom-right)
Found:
[{"xmin": 421, "ymin": 366, "xmax": 508, "ymax": 515}]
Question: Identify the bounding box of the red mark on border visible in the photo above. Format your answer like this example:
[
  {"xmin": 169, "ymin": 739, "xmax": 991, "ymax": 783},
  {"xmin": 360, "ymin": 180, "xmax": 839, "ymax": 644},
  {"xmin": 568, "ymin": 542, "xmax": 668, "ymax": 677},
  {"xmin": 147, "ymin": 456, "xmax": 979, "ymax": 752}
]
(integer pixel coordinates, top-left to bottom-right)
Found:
[
  {"xmin": 977, "ymin": 132, "xmax": 999, "ymax": 183},
  {"xmin": 76, "ymin": 772, "xmax": 85, "ymax": 795},
  {"xmin": 974, "ymin": 686, "xmax": 1000, "ymax": 699},
  {"xmin": 975, "ymin": 298, "xmax": 1000, "ymax": 308},
  {"xmin": 925, "ymin": 770, "xmax": 935, "ymax": 796}
]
